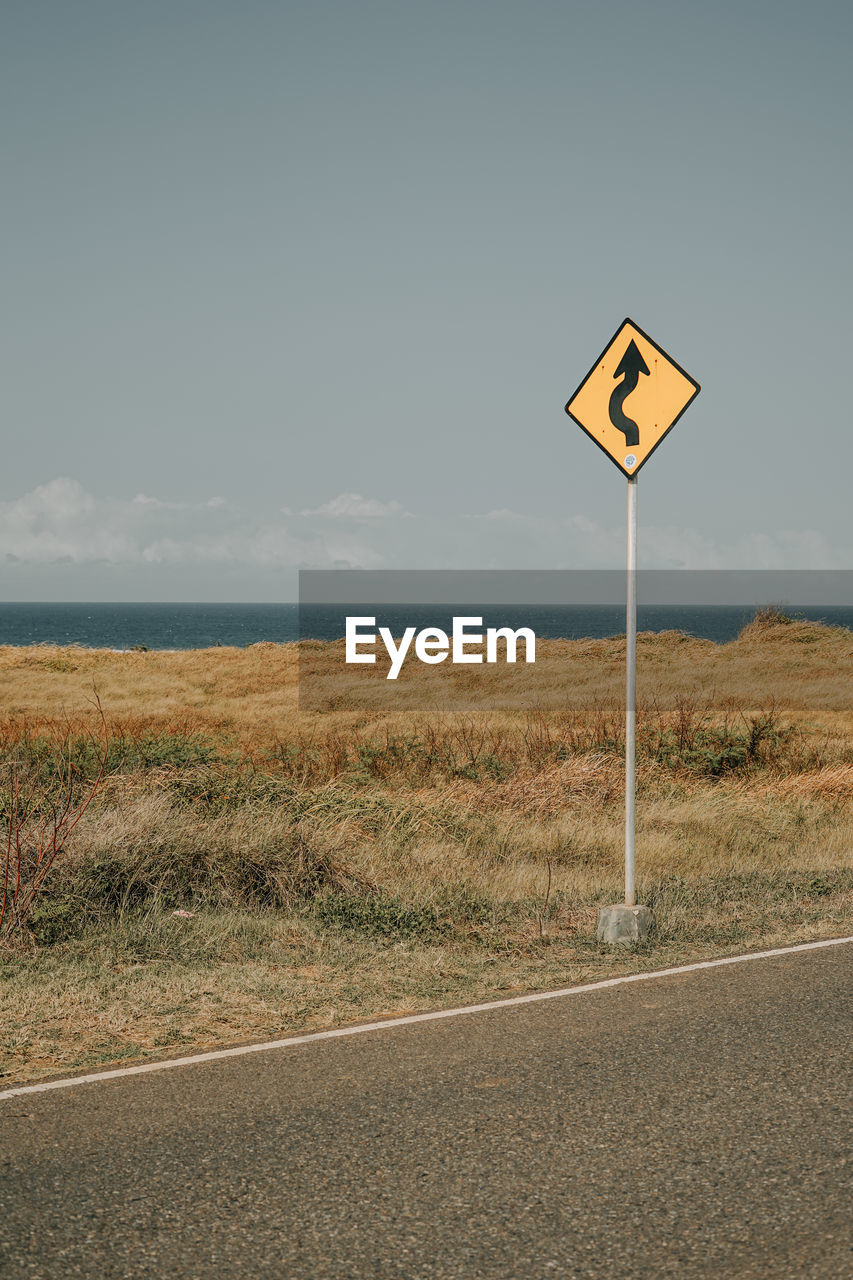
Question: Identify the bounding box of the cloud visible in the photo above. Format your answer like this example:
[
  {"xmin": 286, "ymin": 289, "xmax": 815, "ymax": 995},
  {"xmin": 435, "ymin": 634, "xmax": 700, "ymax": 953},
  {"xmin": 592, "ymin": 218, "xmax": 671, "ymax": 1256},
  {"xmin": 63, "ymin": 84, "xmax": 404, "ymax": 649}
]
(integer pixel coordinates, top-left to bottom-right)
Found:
[
  {"xmin": 0, "ymin": 479, "xmax": 133, "ymax": 564},
  {"xmin": 0, "ymin": 480, "xmax": 847, "ymax": 580},
  {"xmin": 0, "ymin": 479, "xmax": 385, "ymax": 572},
  {"xmin": 300, "ymin": 493, "xmax": 410, "ymax": 519},
  {"xmin": 132, "ymin": 494, "xmax": 185, "ymax": 510}
]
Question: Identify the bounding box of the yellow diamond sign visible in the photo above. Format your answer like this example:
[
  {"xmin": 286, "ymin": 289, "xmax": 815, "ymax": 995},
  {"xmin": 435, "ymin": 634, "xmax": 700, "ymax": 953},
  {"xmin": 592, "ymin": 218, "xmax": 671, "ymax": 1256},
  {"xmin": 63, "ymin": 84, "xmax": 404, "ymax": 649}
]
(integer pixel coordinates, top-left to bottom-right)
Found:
[{"xmin": 565, "ymin": 319, "xmax": 700, "ymax": 477}]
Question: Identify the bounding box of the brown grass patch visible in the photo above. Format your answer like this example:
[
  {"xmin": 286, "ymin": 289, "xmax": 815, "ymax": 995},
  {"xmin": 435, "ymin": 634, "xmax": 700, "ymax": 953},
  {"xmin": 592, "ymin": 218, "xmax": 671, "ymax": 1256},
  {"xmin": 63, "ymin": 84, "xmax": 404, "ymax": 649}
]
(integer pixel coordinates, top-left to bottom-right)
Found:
[{"xmin": 0, "ymin": 619, "xmax": 850, "ymax": 1084}]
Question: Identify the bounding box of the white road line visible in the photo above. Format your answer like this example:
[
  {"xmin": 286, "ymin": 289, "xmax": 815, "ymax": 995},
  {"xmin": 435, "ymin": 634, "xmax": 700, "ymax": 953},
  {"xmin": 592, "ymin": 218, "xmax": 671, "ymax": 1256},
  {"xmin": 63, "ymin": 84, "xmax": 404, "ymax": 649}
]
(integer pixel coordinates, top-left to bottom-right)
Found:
[{"xmin": 2, "ymin": 935, "xmax": 851, "ymax": 1102}]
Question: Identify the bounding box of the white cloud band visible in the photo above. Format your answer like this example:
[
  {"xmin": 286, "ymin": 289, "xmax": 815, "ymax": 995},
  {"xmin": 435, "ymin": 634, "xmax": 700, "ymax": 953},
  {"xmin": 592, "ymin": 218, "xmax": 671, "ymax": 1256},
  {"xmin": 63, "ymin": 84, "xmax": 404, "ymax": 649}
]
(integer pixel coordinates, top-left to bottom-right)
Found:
[{"xmin": 0, "ymin": 479, "xmax": 847, "ymax": 575}]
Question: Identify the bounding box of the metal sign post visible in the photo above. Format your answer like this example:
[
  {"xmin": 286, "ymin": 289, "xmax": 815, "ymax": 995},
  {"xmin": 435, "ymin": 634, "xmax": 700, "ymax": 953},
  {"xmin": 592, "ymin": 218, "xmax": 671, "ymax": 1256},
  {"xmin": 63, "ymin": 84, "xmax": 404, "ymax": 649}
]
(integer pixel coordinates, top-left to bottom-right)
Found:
[
  {"xmin": 625, "ymin": 475, "xmax": 637, "ymax": 908},
  {"xmin": 564, "ymin": 318, "xmax": 700, "ymax": 944}
]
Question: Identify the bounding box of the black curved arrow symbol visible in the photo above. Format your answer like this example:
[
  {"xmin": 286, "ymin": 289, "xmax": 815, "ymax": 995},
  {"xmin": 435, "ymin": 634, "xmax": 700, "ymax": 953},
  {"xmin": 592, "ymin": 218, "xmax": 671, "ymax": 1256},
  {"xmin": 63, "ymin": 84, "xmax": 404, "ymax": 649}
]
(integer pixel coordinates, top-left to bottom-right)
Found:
[{"xmin": 608, "ymin": 339, "xmax": 650, "ymax": 447}]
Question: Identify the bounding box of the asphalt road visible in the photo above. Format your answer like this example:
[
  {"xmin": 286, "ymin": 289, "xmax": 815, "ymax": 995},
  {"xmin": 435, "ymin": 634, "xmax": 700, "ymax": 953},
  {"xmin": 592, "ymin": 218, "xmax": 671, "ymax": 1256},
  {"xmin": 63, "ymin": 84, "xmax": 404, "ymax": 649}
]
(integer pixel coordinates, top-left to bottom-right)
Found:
[{"xmin": 1, "ymin": 944, "xmax": 851, "ymax": 1279}]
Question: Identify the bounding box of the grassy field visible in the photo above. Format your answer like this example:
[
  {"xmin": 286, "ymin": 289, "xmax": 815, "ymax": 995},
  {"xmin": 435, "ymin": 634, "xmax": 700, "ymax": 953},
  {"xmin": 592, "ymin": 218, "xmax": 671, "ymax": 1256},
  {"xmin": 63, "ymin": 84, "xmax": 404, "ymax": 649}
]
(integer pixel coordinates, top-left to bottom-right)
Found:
[{"xmin": 1, "ymin": 609, "xmax": 851, "ymax": 1085}]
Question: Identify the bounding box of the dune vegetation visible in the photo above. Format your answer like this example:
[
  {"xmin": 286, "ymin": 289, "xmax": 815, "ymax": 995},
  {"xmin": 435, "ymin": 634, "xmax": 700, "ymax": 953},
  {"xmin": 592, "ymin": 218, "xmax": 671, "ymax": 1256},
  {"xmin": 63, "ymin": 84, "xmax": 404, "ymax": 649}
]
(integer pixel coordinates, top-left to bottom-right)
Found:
[{"xmin": 1, "ymin": 608, "xmax": 850, "ymax": 1084}]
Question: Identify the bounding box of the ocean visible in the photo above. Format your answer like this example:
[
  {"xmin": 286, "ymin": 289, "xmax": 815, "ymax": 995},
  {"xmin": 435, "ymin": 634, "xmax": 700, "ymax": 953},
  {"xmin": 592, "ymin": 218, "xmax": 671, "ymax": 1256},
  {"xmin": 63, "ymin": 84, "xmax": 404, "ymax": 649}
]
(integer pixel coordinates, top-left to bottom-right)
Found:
[{"xmin": 0, "ymin": 602, "xmax": 850, "ymax": 650}]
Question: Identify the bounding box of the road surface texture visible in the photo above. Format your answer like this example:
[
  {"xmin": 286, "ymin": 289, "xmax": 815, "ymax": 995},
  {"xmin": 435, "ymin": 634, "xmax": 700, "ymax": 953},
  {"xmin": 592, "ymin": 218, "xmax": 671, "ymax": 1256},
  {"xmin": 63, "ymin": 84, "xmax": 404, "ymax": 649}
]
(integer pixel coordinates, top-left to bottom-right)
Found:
[{"xmin": 1, "ymin": 944, "xmax": 850, "ymax": 1279}]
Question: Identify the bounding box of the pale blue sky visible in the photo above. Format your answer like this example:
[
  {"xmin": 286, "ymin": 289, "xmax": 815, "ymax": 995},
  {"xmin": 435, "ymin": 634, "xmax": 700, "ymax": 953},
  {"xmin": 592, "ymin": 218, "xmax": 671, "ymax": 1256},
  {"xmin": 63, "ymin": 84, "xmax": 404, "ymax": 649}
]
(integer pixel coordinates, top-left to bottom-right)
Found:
[{"xmin": 1, "ymin": 0, "xmax": 850, "ymax": 599}]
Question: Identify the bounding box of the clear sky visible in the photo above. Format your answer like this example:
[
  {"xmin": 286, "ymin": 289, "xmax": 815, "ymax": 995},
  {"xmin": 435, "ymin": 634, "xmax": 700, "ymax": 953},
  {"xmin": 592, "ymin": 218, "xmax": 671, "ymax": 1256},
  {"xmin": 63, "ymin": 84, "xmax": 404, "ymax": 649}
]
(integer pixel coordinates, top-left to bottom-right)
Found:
[{"xmin": 1, "ymin": 0, "xmax": 851, "ymax": 600}]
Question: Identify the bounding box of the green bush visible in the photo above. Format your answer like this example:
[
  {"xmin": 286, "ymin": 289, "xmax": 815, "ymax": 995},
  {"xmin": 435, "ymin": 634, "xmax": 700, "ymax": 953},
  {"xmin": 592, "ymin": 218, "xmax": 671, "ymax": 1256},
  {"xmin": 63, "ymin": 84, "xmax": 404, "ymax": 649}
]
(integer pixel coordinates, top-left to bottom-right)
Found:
[
  {"xmin": 2, "ymin": 731, "xmax": 230, "ymax": 784},
  {"xmin": 316, "ymin": 891, "xmax": 447, "ymax": 941}
]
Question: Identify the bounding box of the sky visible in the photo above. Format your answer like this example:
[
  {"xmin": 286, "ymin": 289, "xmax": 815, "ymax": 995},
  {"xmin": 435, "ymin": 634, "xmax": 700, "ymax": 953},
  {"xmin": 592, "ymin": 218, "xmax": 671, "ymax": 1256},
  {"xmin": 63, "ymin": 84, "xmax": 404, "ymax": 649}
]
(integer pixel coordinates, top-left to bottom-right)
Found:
[{"xmin": 1, "ymin": 0, "xmax": 851, "ymax": 601}]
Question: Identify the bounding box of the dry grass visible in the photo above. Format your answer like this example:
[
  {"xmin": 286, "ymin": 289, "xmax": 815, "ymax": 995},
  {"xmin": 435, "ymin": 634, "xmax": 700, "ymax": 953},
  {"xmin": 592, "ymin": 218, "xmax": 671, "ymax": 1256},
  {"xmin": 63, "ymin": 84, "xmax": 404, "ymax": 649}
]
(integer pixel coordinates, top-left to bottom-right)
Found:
[
  {"xmin": 1, "ymin": 611, "xmax": 849, "ymax": 735},
  {"xmin": 0, "ymin": 613, "xmax": 851, "ymax": 1084}
]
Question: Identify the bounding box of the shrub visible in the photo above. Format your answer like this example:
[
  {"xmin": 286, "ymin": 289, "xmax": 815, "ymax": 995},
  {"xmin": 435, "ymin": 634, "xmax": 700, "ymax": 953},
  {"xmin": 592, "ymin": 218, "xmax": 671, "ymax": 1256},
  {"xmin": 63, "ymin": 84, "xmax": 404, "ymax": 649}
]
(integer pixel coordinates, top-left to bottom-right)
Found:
[
  {"xmin": 1, "ymin": 707, "xmax": 107, "ymax": 936},
  {"xmin": 316, "ymin": 891, "xmax": 446, "ymax": 941}
]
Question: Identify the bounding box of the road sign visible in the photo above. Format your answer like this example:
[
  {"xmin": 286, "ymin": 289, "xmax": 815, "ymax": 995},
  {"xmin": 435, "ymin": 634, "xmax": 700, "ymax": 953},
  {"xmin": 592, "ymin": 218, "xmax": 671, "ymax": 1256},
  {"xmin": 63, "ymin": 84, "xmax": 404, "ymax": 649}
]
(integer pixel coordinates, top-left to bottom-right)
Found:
[
  {"xmin": 565, "ymin": 318, "xmax": 700, "ymax": 477},
  {"xmin": 563, "ymin": 317, "xmax": 700, "ymax": 921}
]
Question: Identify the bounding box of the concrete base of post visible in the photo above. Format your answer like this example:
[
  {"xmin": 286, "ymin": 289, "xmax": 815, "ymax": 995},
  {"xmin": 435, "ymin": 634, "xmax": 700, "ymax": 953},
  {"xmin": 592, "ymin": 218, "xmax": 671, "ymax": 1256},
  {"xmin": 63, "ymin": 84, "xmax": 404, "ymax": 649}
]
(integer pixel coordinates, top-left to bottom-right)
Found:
[{"xmin": 596, "ymin": 903, "xmax": 654, "ymax": 947}]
